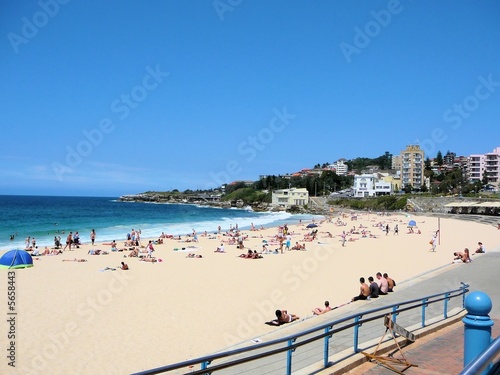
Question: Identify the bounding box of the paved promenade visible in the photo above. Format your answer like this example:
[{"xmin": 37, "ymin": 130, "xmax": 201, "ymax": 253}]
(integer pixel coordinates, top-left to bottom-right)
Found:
[
  {"xmin": 204, "ymin": 250, "xmax": 500, "ymax": 375},
  {"xmin": 345, "ymin": 251, "xmax": 500, "ymax": 375}
]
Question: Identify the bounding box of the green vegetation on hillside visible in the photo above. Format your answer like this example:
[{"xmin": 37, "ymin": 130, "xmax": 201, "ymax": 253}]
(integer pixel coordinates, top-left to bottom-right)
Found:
[
  {"xmin": 222, "ymin": 188, "xmax": 270, "ymax": 204},
  {"xmin": 329, "ymin": 195, "xmax": 408, "ymax": 211}
]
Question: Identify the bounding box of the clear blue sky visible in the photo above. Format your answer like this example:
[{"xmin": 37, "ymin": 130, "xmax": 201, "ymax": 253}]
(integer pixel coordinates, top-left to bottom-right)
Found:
[{"xmin": 1, "ymin": 0, "xmax": 499, "ymax": 197}]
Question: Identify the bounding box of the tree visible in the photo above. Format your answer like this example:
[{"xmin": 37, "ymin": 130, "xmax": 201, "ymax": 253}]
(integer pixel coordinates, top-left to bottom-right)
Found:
[
  {"xmin": 482, "ymin": 174, "xmax": 489, "ymax": 187},
  {"xmin": 436, "ymin": 151, "xmax": 443, "ymax": 166},
  {"xmin": 424, "ymin": 157, "xmax": 432, "ymax": 170}
]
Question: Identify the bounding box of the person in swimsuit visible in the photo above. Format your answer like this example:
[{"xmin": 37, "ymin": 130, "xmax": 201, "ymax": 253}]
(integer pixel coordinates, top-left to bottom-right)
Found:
[{"xmin": 272, "ymin": 309, "xmax": 299, "ymax": 325}]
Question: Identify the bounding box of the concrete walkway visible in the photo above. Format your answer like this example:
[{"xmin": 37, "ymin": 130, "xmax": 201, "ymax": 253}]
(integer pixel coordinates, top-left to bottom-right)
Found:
[
  {"xmin": 338, "ymin": 251, "xmax": 500, "ymax": 375},
  {"xmin": 207, "ymin": 251, "xmax": 500, "ymax": 375}
]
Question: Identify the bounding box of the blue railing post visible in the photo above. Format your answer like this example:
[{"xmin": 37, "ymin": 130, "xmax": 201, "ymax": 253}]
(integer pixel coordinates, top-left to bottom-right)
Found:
[
  {"xmin": 444, "ymin": 292, "xmax": 450, "ymax": 319},
  {"xmin": 392, "ymin": 306, "xmax": 399, "ymax": 323},
  {"xmin": 462, "ymin": 291, "xmax": 494, "ymax": 374},
  {"xmin": 353, "ymin": 315, "xmax": 362, "ymax": 353},
  {"xmin": 461, "ymin": 282, "xmax": 469, "ymax": 308},
  {"xmin": 201, "ymin": 360, "xmax": 211, "ymax": 374},
  {"xmin": 286, "ymin": 338, "xmax": 296, "ymax": 375},
  {"xmin": 323, "ymin": 326, "xmax": 333, "ymax": 368},
  {"xmin": 421, "ymin": 298, "xmax": 428, "ymax": 327}
]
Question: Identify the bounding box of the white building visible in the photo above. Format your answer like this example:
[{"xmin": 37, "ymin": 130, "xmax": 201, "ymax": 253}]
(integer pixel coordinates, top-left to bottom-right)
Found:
[
  {"xmin": 466, "ymin": 147, "xmax": 500, "ymax": 188},
  {"xmin": 353, "ymin": 174, "xmax": 392, "ymax": 197},
  {"xmin": 327, "ymin": 159, "xmax": 348, "ymax": 176},
  {"xmin": 271, "ymin": 188, "xmax": 309, "ymax": 208}
]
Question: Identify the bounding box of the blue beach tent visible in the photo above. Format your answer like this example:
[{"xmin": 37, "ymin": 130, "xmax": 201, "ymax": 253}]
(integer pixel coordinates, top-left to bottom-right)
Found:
[{"xmin": 0, "ymin": 249, "xmax": 33, "ymax": 269}]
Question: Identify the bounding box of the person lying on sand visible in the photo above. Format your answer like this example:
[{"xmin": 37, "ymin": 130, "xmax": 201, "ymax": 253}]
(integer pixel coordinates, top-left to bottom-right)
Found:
[
  {"xmin": 62, "ymin": 259, "xmax": 87, "ymax": 262},
  {"xmin": 186, "ymin": 253, "xmax": 202, "ymax": 258},
  {"xmin": 270, "ymin": 309, "xmax": 299, "ymax": 325},
  {"xmin": 140, "ymin": 257, "xmax": 157, "ymax": 263},
  {"xmin": 312, "ymin": 301, "xmax": 331, "ymax": 315},
  {"xmin": 239, "ymin": 250, "xmax": 251, "ymax": 258},
  {"xmin": 88, "ymin": 249, "xmax": 108, "ymax": 255}
]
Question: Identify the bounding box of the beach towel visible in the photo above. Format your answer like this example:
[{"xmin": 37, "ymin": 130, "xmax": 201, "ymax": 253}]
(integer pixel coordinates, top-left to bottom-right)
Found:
[{"xmin": 265, "ymin": 320, "xmax": 283, "ymax": 326}]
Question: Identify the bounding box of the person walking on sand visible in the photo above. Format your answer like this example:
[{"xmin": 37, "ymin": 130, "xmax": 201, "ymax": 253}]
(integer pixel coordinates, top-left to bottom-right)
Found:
[
  {"xmin": 429, "ymin": 231, "xmax": 438, "ymax": 252},
  {"xmin": 90, "ymin": 229, "xmax": 96, "ymax": 246},
  {"xmin": 341, "ymin": 231, "xmax": 347, "ymax": 247},
  {"xmin": 63, "ymin": 232, "xmax": 73, "ymax": 251}
]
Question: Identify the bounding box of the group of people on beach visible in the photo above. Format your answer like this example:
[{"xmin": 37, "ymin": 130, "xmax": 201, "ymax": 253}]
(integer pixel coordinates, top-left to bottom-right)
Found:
[
  {"xmin": 351, "ymin": 272, "xmax": 396, "ymax": 302},
  {"xmin": 452, "ymin": 241, "xmax": 486, "ymax": 263}
]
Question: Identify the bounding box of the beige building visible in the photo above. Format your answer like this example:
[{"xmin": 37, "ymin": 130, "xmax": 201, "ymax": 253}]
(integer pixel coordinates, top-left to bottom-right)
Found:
[
  {"xmin": 271, "ymin": 188, "xmax": 309, "ymax": 208},
  {"xmin": 400, "ymin": 145, "xmax": 425, "ymax": 189}
]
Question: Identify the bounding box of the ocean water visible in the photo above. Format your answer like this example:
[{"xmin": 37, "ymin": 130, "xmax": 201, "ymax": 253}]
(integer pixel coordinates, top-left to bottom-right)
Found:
[{"xmin": 0, "ymin": 195, "xmax": 314, "ymax": 252}]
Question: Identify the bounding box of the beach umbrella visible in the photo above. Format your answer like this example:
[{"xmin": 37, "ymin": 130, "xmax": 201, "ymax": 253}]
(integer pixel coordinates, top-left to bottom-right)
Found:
[
  {"xmin": 306, "ymin": 223, "xmax": 318, "ymax": 228},
  {"xmin": 0, "ymin": 249, "xmax": 33, "ymax": 269},
  {"xmin": 408, "ymin": 220, "xmax": 417, "ymax": 227}
]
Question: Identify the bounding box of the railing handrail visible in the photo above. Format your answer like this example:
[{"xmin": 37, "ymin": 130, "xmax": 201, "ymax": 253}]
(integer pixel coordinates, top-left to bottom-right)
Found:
[
  {"xmin": 131, "ymin": 284, "xmax": 468, "ymax": 375},
  {"xmin": 459, "ymin": 335, "xmax": 500, "ymax": 375}
]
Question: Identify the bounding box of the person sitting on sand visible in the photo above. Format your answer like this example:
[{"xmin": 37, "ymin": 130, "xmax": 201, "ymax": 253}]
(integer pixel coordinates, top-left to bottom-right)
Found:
[
  {"xmin": 351, "ymin": 277, "xmax": 370, "ymax": 301},
  {"xmin": 376, "ymin": 272, "xmax": 388, "ymax": 295},
  {"xmin": 464, "ymin": 248, "xmax": 472, "ymax": 262},
  {"xmin": 312, "ymin": 301, "xmax": 332, "ymax": 315},
  {"xmin": 252, "ymin": 250, "xmax": 263, "ymax": 259},
  {"xmin": 368, "ymin": 276, "xmax": 379, "ymax": 298},
  {"xmin": 214, "ymin": 244, "xmax": 225, "ymax": 253},
  {"xmin": 120, "ymin": 261, "xmax": 129, "ymax": 270},
  {"xmin": 261, "ymin": 244, "xmax": 272, "ymax": 254},
  {"xmin": 453, "ymin": 248, "xmax": 471, "ymax": 263},
  {"xmin": 271, "ymin": 309, "xmax": 299, "ymax": 325},
  {"xmin": 383, "ymin": 273, "xmax": 396, "ymax": 292},
  {"xmin": 128, "ymin": 248, "xmax": 139, "ymax": 257},
  {"xmin": 474, "ymin": 242, "xmax": 485, "ymax": 254}
]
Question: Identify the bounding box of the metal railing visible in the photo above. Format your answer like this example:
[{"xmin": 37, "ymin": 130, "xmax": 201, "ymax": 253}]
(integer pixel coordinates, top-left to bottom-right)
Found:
[
  {"xmin": 460, "ymin": 336, "xmax": 500, "ymax": 375},
  {"xmin": 131, "ymin": 283, "xmax": 469, "ymax": 375}
]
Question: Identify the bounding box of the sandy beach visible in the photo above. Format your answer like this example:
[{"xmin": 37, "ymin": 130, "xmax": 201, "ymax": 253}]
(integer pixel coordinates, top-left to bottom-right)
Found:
[{"xmin": 1, "ymin": 211, "xmax": 498, "ymax": 375}]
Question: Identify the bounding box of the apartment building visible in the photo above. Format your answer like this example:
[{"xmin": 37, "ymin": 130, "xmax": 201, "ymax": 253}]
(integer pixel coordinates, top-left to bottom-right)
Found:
[{"xmin": 400, "ymin": 145, "xmax": 424, "ymax": 189}]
